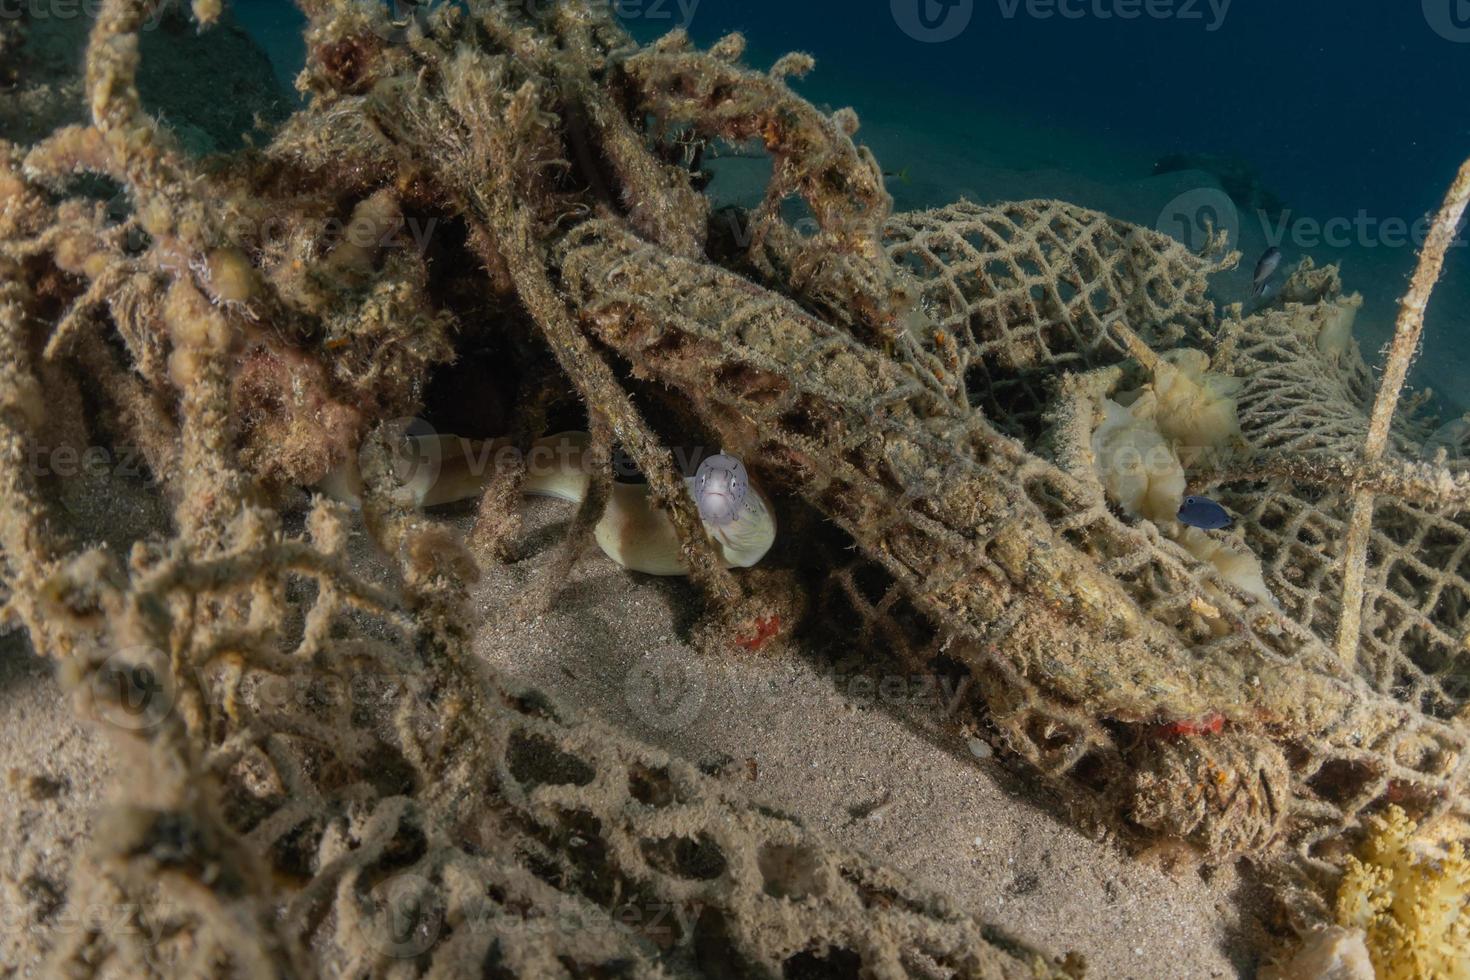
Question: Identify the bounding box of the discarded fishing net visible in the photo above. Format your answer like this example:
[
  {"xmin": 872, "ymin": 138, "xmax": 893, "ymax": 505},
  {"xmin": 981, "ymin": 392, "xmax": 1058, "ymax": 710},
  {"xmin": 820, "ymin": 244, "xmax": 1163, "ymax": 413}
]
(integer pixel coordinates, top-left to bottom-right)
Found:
[
  {"xmin": 14, "ymin": 469, "xmax": 1054, "ymax": 977},
  {"xmin": 900, "ymin": 210, "xmax": 1470, "ymax": 888},
  {"xmin": 556, "ymin": 200, "xmax": 1470, "ymax": 907},
  {"xmin": 1, "ymin": 318, "xmax": 1061, "ymax": 977},
  {"xmin": 0, "ymin": 1, "xmax": 1076, "ymax": 976},
  {"xmin": 1205, "ymin": 279, "xmax": 1470, "ymax": 717},
  {"xmin": 882, "ymin": 198, "xmax": 1232, "ymax": 438},
  {"xmin": 1207, "ymin": 274, "xmax": 1470, "ymax": 773},
  {"xmin": 890, "ymin": 213, "xmax": 1470, "ymax": 902},
  {"xmin": 2, "ymin": 0, "xmax": 1467, "ymax": 972}
]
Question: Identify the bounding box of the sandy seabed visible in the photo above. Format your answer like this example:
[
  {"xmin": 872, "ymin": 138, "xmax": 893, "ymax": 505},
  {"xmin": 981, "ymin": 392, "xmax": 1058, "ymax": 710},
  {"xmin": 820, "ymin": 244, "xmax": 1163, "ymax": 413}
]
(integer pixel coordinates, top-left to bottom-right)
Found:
[{"xmin": 0, "ymin": 489, "xmax": 1270, "ymax": 978}]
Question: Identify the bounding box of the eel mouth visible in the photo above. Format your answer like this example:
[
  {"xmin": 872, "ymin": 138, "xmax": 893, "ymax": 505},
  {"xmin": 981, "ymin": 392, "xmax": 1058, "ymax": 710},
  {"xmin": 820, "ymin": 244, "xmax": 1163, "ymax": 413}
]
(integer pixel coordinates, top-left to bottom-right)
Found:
[{"xmin": 698, "ymin": 485, "xmax": 742, "ymax": 526}]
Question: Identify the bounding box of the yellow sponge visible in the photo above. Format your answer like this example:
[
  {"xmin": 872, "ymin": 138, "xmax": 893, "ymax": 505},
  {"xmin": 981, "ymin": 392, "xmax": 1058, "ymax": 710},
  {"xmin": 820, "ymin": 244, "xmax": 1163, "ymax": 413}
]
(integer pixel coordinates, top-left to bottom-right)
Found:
[{"xmin": 1335, "ymin": 806, "xmax": 1470, "ymax": 980}]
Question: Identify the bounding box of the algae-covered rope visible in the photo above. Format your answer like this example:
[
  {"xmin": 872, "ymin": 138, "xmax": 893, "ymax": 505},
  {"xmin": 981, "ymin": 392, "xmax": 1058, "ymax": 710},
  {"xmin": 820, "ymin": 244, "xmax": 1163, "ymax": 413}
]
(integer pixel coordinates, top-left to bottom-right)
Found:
[{"xmin": 1336, "ymin": 158, "xmax": 1470, "ymax": 664}]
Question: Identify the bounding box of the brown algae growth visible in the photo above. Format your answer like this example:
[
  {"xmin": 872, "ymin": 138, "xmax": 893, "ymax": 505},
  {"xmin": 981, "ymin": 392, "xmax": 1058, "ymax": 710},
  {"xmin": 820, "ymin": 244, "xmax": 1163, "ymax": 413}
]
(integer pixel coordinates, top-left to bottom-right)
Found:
[{"xmin": 0, "ymin": 0, "xmax": 1467, "ymax": 976}]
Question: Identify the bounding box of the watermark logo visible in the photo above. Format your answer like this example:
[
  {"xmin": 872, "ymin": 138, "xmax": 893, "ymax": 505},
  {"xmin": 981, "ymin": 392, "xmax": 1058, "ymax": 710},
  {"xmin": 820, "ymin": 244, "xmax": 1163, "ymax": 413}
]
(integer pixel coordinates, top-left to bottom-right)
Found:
[
  {"xmin": 997, "ymin": 0, "xmax": 1231, "ymax": 31},
  {"xmin": 1424, "ymin": 0, "xmax": 1470, "ymax": 42},
  {"xmin": 88, "ymin": 646, "xmax": 175, "ymax": 733},
  {"xmin": 1157, "ymin": 186, "xmax": 1470, "ymax": 256},
  {"xmin": 359, "ymin": 873, "xmax": 444, "ymax": 959},
  {"xmin": 1156, "ymin": 186, "xmax": 1240, "ymax": 252},
  {"xmin": 0, "ymin": 0, "xmax": 167, "ymax": 30},
  {"xmin": 892, "ymin": 0, "xmax": 975, "ymax": 42},
  {"xmin": 364, "ymin": 416, "xmax": 442, "ymax": 507},
  {"xmin": 624, "ymin": 646, "xmax": 707, "ymax": 731}
]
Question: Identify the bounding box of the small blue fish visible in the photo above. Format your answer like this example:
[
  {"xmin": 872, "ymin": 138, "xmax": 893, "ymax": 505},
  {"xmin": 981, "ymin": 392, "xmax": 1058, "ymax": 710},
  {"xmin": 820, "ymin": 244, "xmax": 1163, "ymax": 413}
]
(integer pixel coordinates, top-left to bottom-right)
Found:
[{"xmin": 1177, "ymin": 495, "xmax": 1234, "ymax": 530}]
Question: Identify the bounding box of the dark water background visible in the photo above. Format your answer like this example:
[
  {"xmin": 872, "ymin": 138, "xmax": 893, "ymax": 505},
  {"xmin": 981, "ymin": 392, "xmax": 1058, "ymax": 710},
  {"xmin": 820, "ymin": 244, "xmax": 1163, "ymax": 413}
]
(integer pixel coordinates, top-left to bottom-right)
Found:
[
  {"xmin": 678, "ymin": 1, "xmax": 1470, "ymax": 221},
  {"xmin": 235, "ymin": 0, "xmax": 1470, "ymax": 413}
]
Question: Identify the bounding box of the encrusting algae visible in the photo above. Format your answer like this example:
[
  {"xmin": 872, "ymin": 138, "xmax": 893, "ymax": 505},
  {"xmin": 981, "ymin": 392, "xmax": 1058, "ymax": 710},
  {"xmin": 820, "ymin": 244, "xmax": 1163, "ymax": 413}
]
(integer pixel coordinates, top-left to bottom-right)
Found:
[{"xmin": 0, "ymin": 0, "xmax": 1468, "ymax": 976}]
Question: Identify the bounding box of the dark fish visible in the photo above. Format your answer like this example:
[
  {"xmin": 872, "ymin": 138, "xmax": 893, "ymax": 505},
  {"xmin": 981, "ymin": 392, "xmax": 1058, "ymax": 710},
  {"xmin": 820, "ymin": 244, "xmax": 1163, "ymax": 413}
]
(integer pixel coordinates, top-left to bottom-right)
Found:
[
  {"xmin": 1177, "ymin": 495, "xmax": 1235, "ymax": 530},
  {"xmin": 1251, "ymin": 246, "xmax": 1282, "ymax": 298}
]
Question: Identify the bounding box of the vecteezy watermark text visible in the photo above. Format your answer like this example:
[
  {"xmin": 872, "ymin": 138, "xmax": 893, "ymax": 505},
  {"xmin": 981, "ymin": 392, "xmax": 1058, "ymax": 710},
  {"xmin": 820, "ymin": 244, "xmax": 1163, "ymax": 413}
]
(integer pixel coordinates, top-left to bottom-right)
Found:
[
  {"xmin": 894, "ymin": 0, "xmax": 1230, "ymax": 42},
  {"xmin": 1157, "ymin": 186, "xmax": 1470, "ymax": 256},
  {"xmin": 359, "ymin": 875, "xmax": 702, "ymax": 958},
  {"xmin": 22, "ymin": 442, "xmax": 150, "ymax": 481},
  {"xmin": 1260, "ymin": 208, "xmax": 1469, "ymax": 251},
  {"xmin": 103, "ymin": 185, "xmax": 438, "ymax": 258},
  {"xmin": 1424, "ymin": 0, "xmax": 1470, "ymax": 42},
  {"xmin": 995, "ymin": 0, "xmax": 1231, "ymax": 31},
  {"xmin": 504, "ymin": 0, "xmax": 703, "ymax": 24},
  {"xmin": 623, "ymin": 644, "xmax": 975, "ymax": 732},
  {"xmin": 0, "ymin": 0, "xmax": 167, "ymax": 29},
  {"xmin": 366, "ymin": 420, "xmax": 737, "ymax": 502},
  {"xmin": 85, "ymin": 661, "xmax": 420, "ymax": 735},
  {"xmin": 216, "ymin": 213, "xmax": 437, "ymax": 259}
]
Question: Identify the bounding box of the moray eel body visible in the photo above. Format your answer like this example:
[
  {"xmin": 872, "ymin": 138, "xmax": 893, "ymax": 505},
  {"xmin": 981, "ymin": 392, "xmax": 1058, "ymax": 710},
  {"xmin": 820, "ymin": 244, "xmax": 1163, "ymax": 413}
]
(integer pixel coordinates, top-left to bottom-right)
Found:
[{"xmin": 319, "ymin": 430, "xmax": 775, "ymax": 576}]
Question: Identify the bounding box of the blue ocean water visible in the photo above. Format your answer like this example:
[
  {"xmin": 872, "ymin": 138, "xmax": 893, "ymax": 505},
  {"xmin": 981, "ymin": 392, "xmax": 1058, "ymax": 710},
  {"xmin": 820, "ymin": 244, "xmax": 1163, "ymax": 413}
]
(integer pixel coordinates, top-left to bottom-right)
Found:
[{"xmin": 235, "ymin": 0, "xmax": 1470, "ymax": 412}]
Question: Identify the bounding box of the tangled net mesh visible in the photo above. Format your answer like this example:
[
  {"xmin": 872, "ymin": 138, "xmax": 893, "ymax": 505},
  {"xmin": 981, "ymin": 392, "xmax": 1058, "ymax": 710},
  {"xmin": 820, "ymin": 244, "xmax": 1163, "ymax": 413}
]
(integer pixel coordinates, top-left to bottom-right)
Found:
[
  {"xmin": 1, "ymin": 0, "xmax": 1467, "ymax": 974},
  {"xmin": 882, "ymin": 199, "xmax": 1230, "ymax": 438},
  {"xmin": 1210, "ymin": 294, "xmax": 1470, "ymax": 723},
  {"xmin": 24, "ymin": 486, "xmax": 1056, "ymax": 977},
  {"xmin": 889, "ymin": 209, "xmax": 1470, "ymax": 885},
  {"xmin": 559, "ymin": 206, "xmax": 1467, "ymax": 890},
  {"xmin": 863, "ymin": 202, "xmax": 1470, "ymax": 896}
]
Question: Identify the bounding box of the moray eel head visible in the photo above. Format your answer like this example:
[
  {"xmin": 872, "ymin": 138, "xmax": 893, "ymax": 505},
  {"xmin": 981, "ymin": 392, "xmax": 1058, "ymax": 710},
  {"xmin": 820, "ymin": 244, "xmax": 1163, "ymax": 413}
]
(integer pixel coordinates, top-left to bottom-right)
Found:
[{"xmin": 694, "ymin": 453, "xmax": 749, "ymax": 527}]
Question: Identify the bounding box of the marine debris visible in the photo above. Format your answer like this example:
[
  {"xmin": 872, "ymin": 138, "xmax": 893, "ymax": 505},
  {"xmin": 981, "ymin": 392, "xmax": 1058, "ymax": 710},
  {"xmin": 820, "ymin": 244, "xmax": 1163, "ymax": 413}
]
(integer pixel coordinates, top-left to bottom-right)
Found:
[
  {"xmin": 0, "ymin": 1, "xmax": 1069, "ymax": 975},
  {"xmin": 0, "ymin": 0, "xmax": 1467, "ymax": 975}
]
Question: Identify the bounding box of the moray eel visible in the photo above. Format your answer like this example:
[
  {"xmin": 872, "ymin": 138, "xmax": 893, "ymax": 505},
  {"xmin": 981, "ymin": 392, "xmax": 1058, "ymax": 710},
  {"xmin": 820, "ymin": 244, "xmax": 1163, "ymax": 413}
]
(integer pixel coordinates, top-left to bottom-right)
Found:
[{"xmin": 319, "ymin": 430, "xmax": 775, "ymax": 576}]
